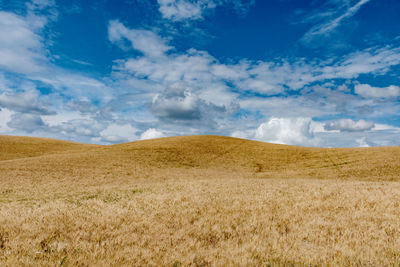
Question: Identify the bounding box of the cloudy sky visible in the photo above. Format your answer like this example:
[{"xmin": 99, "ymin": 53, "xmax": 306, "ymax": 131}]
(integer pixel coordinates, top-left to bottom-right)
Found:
[{"xmin": 0, "ymin": 0, "xmax": 399, "ymax": 147}]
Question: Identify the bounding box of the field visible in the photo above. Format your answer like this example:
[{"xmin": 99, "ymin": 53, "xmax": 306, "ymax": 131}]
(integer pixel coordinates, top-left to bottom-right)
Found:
[{"xmin": 0, "ymin": 135, "xmax": 400, "ymax": 266}]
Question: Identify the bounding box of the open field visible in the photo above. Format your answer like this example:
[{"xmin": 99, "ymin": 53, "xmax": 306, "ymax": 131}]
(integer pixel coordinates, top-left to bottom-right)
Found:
[{"xmin": 1, "ymin": 135, "xmax": 400, "ymax": 266}]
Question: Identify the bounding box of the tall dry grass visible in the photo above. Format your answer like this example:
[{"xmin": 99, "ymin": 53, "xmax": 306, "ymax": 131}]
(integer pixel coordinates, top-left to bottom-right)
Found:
[{"xmin": 1, "ymin": 135, "xmax": 400, "ymax": 266}]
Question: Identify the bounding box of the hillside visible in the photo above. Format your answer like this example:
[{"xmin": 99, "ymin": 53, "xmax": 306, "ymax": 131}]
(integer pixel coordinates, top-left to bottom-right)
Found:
[
  {"xmin": 1, "ymin": 135, "xmax": 400, "ymax": 266},
  {"xmin": 112, "ymin": 135, "xmax": 400, "ymax": 180},
  {"xmin": 1, "ymin": 134, "xmax": 399, "ymax": 182},
  {"xmin": 0, "ymin": 135, "xmax": 98, "ymax": 161}
]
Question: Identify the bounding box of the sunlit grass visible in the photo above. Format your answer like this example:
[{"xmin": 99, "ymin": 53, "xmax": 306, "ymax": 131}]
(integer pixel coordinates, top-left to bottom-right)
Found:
[{"xmin": 1, "ymin": 135, "xmax": 400, "ymax": 266}]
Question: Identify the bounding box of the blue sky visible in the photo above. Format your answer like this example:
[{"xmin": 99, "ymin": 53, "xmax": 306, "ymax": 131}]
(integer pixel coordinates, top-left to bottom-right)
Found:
[{"xmin": 0, "ymin": 0, "xmax": 399, "ymax": 147}]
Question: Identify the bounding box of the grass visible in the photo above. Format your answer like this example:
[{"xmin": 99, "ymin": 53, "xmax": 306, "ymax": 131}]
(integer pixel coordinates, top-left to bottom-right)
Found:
[{"xmin": 0, "ymin": 135, "xmax": 400, "ymax": 266}]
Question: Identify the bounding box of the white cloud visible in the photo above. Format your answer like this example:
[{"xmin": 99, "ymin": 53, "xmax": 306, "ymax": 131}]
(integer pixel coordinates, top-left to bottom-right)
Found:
[
  {"xmin": 255, "ymin": 117, "xmax": 320, "ymax": 146},
  {"xmin": 232, "ymin": 117, "xmax": 400, "ymax": 147},
  {"xmin": 112, "ymin": 21, "xmax": 400, "ymax": 100},
  {"xmin": 0, "ymin": 89, "xmax": 55, "ymax": 115},
  {"xmin": 151, "ymin": 83, "xmax": 202, "ymax": 121},
  {"xmin": 49, "ymin": 119, "xmax": 105, "ymax": 143},
  {"xmin": 316, "ymin": 128, "xmax": 400, "ymax": 147},
  {"xmin": 158, "ymin": 0, "xmax": 203, "ymax": 21},
  {"xmin": 108, "ymin": 20, "xmax": 172, "ymax": 58},
  {"xmin": 7, "ymin": 113, "xmax": 46, "ymax": 133},
  {"xmin": 157, "ymin": 0, "xmax": 255, "ymax": 21},
  {"xmin": 119, "ymin": 48, "xmax": 216, "ymax": 84},
  {"xmin": 0, "ymin": 108, "xmax": 13, "ymax": 133},
  {"xmin": 28, "ymin": 0, "xmax": 56, "ymax": 10},
  {"xmin": 355, "ymin": 84, "xmax": 400, "ymax": 98},
  {"xmin": 356, "ymin": 137, "xmax": 370, "ymax": 147},
  {"xmin": 233, "ymin": 117, "xmax": 320, "ymax": 147},
  {"xmin": 0, "ymin": 4, "xmax": 111, "ymax": 118},
  {"xmin": 0, "ymin": 4, "xmax": 112, "ymax": 110},
  {"xmin": 0, "ymin": 11, "xmax": 45, "ymax": 74},
  {"xmin": 150, "ymin": 82, "xmax": 237, "ymax": 125},
  {"xmin": 231, "ymin": 129, "xmax": 254, "ymax": 140},
  {"xmin": 109, "ymin": 23, "xmax": 400, "ymax": 145},
  {"xmin": 1, "ymin": 3, "xmax": 399, "ymax": 148},
  {"xmin": 0, "ymin": 0, "xmax": 56, "ymax": 73},
  {"xmin": 372, "ymin": 123, "xmax": 400, "ymax": 131},
  {"xmin": 301, "ymin": 0, "xmax": 371, "ymax": 42},
  {"xmin": 31, "ymin": 71, "xmax": 112, "ymax": 103},
  {"xmin": 99, "ymin": 124, "xmax": 138, "ymax": 143},
  {"xmin": 117, "ymin": 44, "xmax": 400, "ymax": 96},
  {"xmin": 324, "ymin": 119, "xmax": 374, "ymax": 132},
  {"xmin": 329, "ymin": 47, "xmax": 400, "ymax": 79},
  {"xmin": 65, "ymin": 100, "xmax": 96, "ymax": 114},
  {"xmin": 42, "ymin": 112, "xmax": 91, "ymax": 127},
  {"xmin": 140, "ymin": 128, "xmax": 166, "ymax": 140},
  {"xmin": 238, "ymin": 95, "xmax": 335, "ymax": 118}
]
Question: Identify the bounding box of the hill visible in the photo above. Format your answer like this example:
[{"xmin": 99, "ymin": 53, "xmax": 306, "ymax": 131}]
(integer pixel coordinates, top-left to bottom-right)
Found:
[
  {"xmin": 112, "ymin": 135, "xmax": 400, "ymax": 180},
  {"xmin": 1, "ymin": 135, "xmax": 400, "ymax": 266},
  {"xmin": 1, "ymin": 134, "xmax": 399, "ymax": 181},
  {"xmin": 0, "ymin": 135, "xmax": 98, "ymax": 161}
]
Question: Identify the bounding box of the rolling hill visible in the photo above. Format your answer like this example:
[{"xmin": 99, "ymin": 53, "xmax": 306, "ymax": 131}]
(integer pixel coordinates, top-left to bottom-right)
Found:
[
  {"xmin": 1, "ymin": 134, "xmax": 399, "ymax": 181},
  {"xmin": 0, "ymin": 135, "xmax": 97, "ymax": 161},
  {"xmin": 1, "ymin": 135, "xmax": 400, "ymax": 266}
]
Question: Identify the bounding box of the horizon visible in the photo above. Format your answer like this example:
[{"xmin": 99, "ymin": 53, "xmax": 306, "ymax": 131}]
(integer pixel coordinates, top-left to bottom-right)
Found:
[
  {"xmin": 0, "ymin": 133, "xmax": 394, "ymax": 149},
  {"xmin": 0, "ymin": 0, "xmax": 399, "ymax": 147}
]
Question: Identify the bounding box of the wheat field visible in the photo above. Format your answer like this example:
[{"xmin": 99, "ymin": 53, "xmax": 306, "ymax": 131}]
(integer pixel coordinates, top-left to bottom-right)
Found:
[{"xmin": 1, "ymin": 135, "xmax": 400, "ymax": 266}]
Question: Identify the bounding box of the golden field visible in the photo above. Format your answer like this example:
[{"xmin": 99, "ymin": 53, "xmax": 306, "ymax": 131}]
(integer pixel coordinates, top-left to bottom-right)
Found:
[{"xmin": 0, "ymin": 134, "xmax": 400, "ymax": 266}]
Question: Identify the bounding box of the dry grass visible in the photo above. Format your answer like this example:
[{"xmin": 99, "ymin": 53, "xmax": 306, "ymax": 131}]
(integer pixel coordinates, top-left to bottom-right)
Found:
[
  {"xmin": 0, "ymin": 135, "xmax": 96, "ymax": 161},
  {"xmin": 0, "ymin": 135, "xmax": 400, "ymax": 266}
]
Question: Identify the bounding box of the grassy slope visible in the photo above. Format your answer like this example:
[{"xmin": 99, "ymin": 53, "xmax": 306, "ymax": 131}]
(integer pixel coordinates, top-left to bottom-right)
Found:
[
  {"xmin": 1, "ymin": 135, "xmax": 400, "ymax": 266},
  {"xmin": 112, "ymin": 135, "xmax": 400, "ymax": 180},
  {"xmin": 0, "ymin": 135, "xmax": 98, "ymax": 161},
  {"xmin": 1, "ymin": 134, "xmax": 399, "ymax": 181}
]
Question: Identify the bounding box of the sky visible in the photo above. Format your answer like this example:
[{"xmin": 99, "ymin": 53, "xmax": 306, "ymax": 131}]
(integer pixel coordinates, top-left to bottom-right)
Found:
[{"xmin": 0, "ymin": 0, "xmax": 399, "ymax": 147}]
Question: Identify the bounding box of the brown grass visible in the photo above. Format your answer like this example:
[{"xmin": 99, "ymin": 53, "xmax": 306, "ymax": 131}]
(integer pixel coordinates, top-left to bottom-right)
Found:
[{"xmin": 0, "ymin": 135, "xmax": 400, "ymax": 266}]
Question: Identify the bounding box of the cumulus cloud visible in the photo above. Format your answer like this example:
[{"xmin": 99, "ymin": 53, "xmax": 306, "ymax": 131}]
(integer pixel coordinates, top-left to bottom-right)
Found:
[
  {"xmin": 233, "ymin": 117, "xmax": 320, "ymax": 147},
  {"xmin": 0, "ymin": 108, "xmax": 13, "ymax": 133},
  {"xmin": 231, "ymin": 117, "xmax": 400, "ymax": 147},
  {"xmin": 355, "ymin": 84, "xmax": 400, "ymax": 98},
  {"xmin": 121, "ymin": 48, "xmax": 213, "ymax": 81},
  {"xmin": 356, "ymin": 137, "xmax": 370, "ymax": 147},
  {"xmin": 99, "ymin": 124, "xmax": 139, "ymax": 143},
  {"xmin": 140, "ymin": 128, "xmax": 166, "ymax": 140},
  {"xmin": 112, "ymin": 21, "xmax": 400, "ymax": 99},
  {"xmin": 1, "ymin": 1, "xmax": 399, "ymax": 148},
  {"xmin": 150, "ymin": 82, "xmax": 237, "ymax": 124},
  {"xmin": 109, "ymin": 22, "xmax": 400, "ymax": 146},
  {"xmin": 151, "ymin": 83, "xmax": 202, "ymax": 121},
  {"xmin": 324, "ymin": 119, "xmax": 374, "ymax": 132},
  {"xmin": 255, "ymin": 117, "xmax": 320, "ymax": 146},
  {"xmin": 0, "ymin": 90, "xmax": 55, "ymax": 115},
  {"xmin": 56, "ymin": 119, "xmax": 103, "ymax": 138},
  {"xmin": 122, "ymin": 43, "xmax": 400, "ymax": 96},
  {"xmin": 7, "ymin": 113, "xmax": 46, "ymax": 133},
  {"xmin": 108, "ymin": 20, "xmax": 172, "ymax": 58}
]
